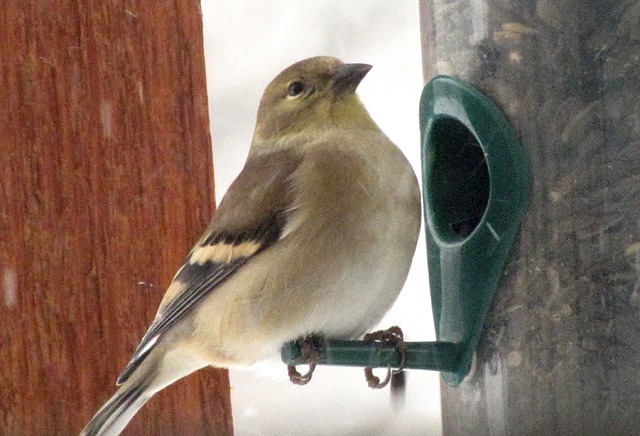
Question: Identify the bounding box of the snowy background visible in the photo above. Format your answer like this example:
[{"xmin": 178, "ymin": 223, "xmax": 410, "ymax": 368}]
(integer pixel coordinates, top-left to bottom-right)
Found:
[{"xmin": 201, "ymin": 2, "xmax": 442, "ymax": 434}]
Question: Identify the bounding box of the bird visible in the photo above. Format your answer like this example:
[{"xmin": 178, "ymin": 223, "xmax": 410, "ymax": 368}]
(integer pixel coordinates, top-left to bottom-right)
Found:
[{"xmin": 80, "ymin": 55, "xmax": 421, "ymax": 436}]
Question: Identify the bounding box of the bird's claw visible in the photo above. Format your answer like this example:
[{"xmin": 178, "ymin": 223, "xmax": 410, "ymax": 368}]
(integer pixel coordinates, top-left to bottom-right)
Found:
[
  {"xmin": 364, "ymin": 366, "xmax": 392, "ymax": 389},
  {"xmin": 287, "ymin": 362, "xmax": 317, "ymax": 385},
  {"xmin": 363, "ymin": 326, "xmax": 406, "ymax": 389},
  {"xmin": 287, "ymin": 335, "xmax": 325, "ymax": 385}
]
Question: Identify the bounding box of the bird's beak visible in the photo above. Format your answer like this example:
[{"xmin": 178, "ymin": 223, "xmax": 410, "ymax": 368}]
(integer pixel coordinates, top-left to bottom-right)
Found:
[{"xmin": 332, "ymin": 63, "xmax": 372, "ymax": 95}]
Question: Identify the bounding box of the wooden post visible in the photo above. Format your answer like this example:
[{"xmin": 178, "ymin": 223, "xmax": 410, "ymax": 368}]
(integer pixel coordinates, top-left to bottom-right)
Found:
[
  {"xmin": 0, "ymin": 1, "xmax": 233, "ymax": 434},
  {"xmin": 420, "ymin": 1, "xmax": 640, "ymax": 434}
]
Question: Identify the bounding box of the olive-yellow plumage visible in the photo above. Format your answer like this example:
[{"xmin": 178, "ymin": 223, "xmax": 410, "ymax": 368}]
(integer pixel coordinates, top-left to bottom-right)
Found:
[{"xmin": 81, "ymin": 56, "xmax": 420, "ymax": 436}]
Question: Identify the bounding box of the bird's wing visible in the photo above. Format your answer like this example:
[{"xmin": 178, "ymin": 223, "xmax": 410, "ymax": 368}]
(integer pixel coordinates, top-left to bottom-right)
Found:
[{"xmin": 116, "ymin": 149, "xmax": 302, "ymax": 385}]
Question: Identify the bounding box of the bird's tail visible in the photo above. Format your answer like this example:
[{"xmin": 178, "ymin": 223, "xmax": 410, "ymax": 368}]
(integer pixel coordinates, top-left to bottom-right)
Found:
[
  {"xmin": 80, "ymin": 346, "xmax": 208, "ymax": 436},
  {"xmin": 80, "ymin": 381, "xmax": 152, "ymax": 436}
]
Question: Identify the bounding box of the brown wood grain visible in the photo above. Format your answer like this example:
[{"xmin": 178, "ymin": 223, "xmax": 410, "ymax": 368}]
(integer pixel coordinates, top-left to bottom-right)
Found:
[{"xmin": 0, "ymin": 1, "xmax": 233, "ymax": 434}]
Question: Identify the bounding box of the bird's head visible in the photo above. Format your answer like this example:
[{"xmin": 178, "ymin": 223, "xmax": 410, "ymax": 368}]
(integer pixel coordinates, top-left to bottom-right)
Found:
[{"xmin": 251, "ymin": 56, "xmax": 374, "ymax": 151}]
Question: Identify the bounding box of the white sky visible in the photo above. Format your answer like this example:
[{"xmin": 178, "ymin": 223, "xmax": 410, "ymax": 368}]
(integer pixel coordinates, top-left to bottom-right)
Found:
[{"xmin": 202, "ymin": 2, "xmax": 442, "ymax": 434}]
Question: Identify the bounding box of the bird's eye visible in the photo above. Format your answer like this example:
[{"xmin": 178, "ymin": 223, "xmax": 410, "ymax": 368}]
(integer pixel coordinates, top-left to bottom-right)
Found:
[{"xmin": 287, "ymin": 81, "xmax": 306, "ymax": 98}]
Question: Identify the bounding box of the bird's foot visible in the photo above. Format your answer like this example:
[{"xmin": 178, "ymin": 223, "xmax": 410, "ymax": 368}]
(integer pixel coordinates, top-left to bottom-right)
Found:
[
  {"xmin": 287, "ymin": 334, "xmax": 326, "ymax": 385},
  {"xmin": 363, "ymin": 326, "xmax": 406, "ymax": 389}
]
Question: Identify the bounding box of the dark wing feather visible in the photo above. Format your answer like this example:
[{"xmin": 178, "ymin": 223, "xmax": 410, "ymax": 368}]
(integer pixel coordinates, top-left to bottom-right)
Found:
[
  {"xmin": 116, "ymin": 257, "xmax": 249, "ymax": 384},
  {"xmin": 116, "ymin": 150, "xmax": 301, "ymax": 385}
]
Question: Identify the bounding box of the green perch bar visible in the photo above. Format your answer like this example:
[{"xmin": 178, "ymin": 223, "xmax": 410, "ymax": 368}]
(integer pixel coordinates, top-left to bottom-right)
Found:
[{"xmin": 281, "ymin": 340, "xmax": 463, "ymax": 372}]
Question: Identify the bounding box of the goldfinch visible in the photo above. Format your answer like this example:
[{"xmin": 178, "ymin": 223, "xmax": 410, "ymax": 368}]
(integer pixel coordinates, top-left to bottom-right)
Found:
[{"xmin": 81, "ymin": 56, "xmax": 420, "ymax": 436}]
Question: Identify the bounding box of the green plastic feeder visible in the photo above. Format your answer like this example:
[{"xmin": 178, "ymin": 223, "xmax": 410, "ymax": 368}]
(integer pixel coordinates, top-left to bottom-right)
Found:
[
  {"xmin": 281, "ymin": 75, "xmax": 530, "ymax": 387},
  {"xmin": 420, "ymin": 76, "xmax": 530, "ymax": 385}
]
